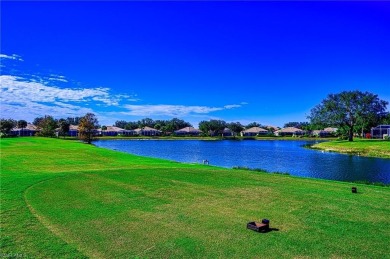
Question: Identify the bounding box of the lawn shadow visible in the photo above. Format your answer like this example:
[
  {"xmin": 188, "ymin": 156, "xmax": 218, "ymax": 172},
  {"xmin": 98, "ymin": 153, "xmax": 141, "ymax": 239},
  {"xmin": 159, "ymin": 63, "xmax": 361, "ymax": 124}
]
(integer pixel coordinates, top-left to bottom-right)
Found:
[{"xmin": 263, "ymin": 227, "xmax": 280, "ymax": 233}]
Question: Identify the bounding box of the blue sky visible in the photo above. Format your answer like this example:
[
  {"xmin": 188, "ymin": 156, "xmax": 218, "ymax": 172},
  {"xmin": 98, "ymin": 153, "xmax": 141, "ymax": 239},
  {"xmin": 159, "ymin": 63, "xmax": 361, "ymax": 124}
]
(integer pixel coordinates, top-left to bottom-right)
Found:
[{"xmin": 1, "ymin": 1, "xmax": 389, "ymax": 127}]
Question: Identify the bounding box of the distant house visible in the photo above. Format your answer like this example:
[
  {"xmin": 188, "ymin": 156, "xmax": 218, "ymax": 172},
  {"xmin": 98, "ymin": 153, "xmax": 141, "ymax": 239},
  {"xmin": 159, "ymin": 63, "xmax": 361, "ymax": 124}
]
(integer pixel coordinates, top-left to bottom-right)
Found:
[
  {"xmin": 11, "ymin": 123, "xmax": 39, "ymax": 136},
  {"xmin": 174, "ymin": 127, "xmax": 202, "ymax": 136},
  {"xmin": 222, "ymin": 128, "xmax": 234, "ymax": 137},
  {"xmin": 69, "ymin": 125, "xmax": 79, "ymax": 137},
  {"xmin": 241, "ymin": 127, "xmax": 268, "ymax": 136},
  {"xmin": 134, "ymin": 126, "xmax": 161, "ymax": 136},
  {"xmin": 99, "ymin": 126, "xmax": 135, "ymax": 136},
  {"xmin": 324, "ymin": 127, "xmax": 338, "ymax": 134},
  {"xmin": 274, "ymin": 127, "xmax": 304, "ymax": 137},
  {"xmin": 311, "ymin": 130, "xmax": 326, "ymax": 137},
  {"xmin": 311, "ymin": 127, "xmax": 338, "ymax": 137},
  {"xmin": 371, "ymin": 125, "xmax": 390, "ymax": 139}
]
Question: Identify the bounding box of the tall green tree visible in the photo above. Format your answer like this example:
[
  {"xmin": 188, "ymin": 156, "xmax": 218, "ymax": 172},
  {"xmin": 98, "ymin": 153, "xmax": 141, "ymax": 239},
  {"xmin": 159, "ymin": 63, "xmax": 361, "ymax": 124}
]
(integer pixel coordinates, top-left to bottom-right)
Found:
[
  {"xmin": 210, "ymin": 120, "xmax": 227, "ymax": 136},
  {"xmin": 227, "ymin": 122, "xmax": 244, "ymax": 136},
  {"xmin": 58, "ymin": 119, "xmax": 70, "ymax": 138},
  {"xmin": 308, "ymin": 91, "xmax": 388, "ymax": 141},
  {"xmin": 198, "ymin": 121, "xmax": 211, "ymax": 136},
  {"xmin": 79, "ymin": 113, "xmax": 99, "ymax": 144},
  {"xmin": 0, "ymin": 119, "xmax": 16, "ymax": 136},
  {"xmin": 33, "ymin": 117, "xmax": 44, "ymax": 126},
  {"xmin": 139, "ymin": 118, "xmax": 155, "ymax": 128},
  {"xmin": 17, "ymin": 120, "xmax": 27, "ymax": 136},
  {"xmin": 37, "ymin": 115, "xmax": 57, "ymax": 137}
]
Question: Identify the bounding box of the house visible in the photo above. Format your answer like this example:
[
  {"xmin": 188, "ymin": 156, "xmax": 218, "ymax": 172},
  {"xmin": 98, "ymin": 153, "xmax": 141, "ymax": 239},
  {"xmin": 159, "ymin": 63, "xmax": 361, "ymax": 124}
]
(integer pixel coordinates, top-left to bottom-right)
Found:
[
  {"xmin": 324, "ymin": 127, "xmax": 338, "ymax": 134},
  {"xmin": 371, "ymin": 125, "xmax": 390, "ymax": 139},
  {"xmin": 11, "ymin": 123, "xmax": 39, "ymax": 136},
  {"xmin": 222, "ymin": 128, "xmax": 234, "ymax": 137},
  {"xmin": 174, "ymin": 127, "xmax": 202, "ymax": 136},
  {"xmin": 274, "ymin": 127, "xmax": 304, "ymax": 137},
  {"xmin": 134, "ymin": 126, "xmax": 161, "ymax": 136},
  {"xmin": 241, "ymin": 127, "xmax": 268, "ymax": 137},
  {"xmin": 99, "ymin": 126, "xmax": 135, "ymax": 136},
  {"xmin": 68, "ymin": 125, "xmax": 79, "ymax": 137},
  {"xmin": 311, "ymin": 128, "xmax": 338, "ymax": 137}
]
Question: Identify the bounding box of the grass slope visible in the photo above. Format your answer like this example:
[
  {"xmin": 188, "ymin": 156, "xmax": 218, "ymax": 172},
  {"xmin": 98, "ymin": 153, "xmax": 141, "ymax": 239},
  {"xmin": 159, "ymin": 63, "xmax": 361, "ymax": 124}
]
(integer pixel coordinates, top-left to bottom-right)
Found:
[
  {"xmin": 1, "ymin": 137, "xmax": 389, "ymax": 258},
  {"xmin": 312, "ymin": 139, "xmax": 390, "ymax": 159}
]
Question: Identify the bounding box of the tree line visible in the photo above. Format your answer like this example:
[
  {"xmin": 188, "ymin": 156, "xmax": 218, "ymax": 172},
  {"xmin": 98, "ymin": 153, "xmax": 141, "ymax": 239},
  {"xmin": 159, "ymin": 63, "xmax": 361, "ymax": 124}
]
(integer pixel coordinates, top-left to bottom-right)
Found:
[
  {"xmin": 1, "ymin": 90, "xmax": 389, "ymax": 142},
  {"xmin": 0, "ymin": 114, "xmax": 99, "ymax": 144}
]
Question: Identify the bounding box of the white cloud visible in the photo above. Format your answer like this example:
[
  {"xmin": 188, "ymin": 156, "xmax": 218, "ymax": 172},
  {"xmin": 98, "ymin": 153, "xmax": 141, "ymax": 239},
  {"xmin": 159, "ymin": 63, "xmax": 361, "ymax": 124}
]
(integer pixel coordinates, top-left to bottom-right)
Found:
[
  {"xmin": 0, "ymin": 54, "xmax": 24, "ymax": 62},
  {"xmin": 224, "ymin": 104, "xmax": 241, "ymax": 109},
  {"xmin": 48, "ymin": 77, "xmax": 68, "ymax": 83},
  {"xmin": 123, "ymin": 103, "xmax": 242, "ymax": 117},
  {"xmin": 0, "ymin": 75, "xmax": 125, "ymax": 105},
  {"xmin": 0, "ymin": 75, "xmax": 134, "ymax": 122}
]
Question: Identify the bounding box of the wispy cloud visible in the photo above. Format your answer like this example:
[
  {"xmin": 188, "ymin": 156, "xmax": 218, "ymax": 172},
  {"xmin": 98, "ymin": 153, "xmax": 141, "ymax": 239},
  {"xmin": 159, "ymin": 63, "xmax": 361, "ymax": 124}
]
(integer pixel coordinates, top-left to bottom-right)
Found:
[
  {"xmin": 123, "ymin": 103, "xmax": 243, "ymax": 117},
  {"xmin": 0, "ymin": 75, "xmax": 132, "ymax": 105},
  {"xmin": 0, "ymin": 75, "xmax": 136, "ymax": 122},
  {"xmin": 0, "ymin": 53, "xmax": 24, "ymax": 62},
  {"xmin": 224, "ymin": 104, "xmax": 241, "ymax": 109},
  {"xmin": 48, "ymin": 74, "xmax": 68, "ymax": 83}
]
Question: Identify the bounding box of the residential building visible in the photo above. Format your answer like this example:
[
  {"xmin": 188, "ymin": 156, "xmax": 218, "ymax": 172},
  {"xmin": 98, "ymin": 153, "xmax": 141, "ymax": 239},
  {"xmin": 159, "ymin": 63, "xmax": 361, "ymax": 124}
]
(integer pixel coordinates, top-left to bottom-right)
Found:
[
  {"xmin": 241, "ymin": 127, "xmax": 268, "ymax": 136},
  {"xmin": 174, "ymin": 127, "xmax": 202, "ymax": 136},
  {"xmin": 371, "ymin": 125, "xmax": 390, "ymax": 139}
]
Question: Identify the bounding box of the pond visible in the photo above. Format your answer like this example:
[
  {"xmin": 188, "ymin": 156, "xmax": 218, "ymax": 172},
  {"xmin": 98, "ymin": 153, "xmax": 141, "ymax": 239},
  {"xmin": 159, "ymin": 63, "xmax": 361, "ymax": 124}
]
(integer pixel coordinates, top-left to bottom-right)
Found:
[{"xmin": 94, "ymin": 139, "xmax": 390, "ymax": 184}]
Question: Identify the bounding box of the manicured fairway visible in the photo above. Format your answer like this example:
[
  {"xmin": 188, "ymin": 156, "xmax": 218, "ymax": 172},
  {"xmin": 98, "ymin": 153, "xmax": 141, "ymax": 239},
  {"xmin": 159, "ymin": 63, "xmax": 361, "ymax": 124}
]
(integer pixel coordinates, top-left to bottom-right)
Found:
[{"xmin": 1, "ymin": 138, "xmax": 389, "ymax": 258}]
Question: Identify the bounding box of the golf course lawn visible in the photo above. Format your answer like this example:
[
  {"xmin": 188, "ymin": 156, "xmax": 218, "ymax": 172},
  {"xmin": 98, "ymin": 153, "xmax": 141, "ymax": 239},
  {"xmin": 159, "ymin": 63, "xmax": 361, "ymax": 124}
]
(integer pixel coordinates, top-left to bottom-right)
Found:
[
  {"xmin": 1, "ymin": 138, "xmax": 389, "ymax": 258},
  {"xmin": 312, "ymin": 139, "xmax": 390, "ymax": 159}
]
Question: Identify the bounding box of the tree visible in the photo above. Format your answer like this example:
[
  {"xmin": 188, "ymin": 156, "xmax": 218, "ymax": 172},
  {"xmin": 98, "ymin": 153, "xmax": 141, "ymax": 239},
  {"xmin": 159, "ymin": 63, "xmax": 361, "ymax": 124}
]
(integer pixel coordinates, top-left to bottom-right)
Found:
[
  {"xmin": 17, "ymin": 120, "xmax": 27, "ymax": 136},
  {"xmin": 165, "ymin": 118, "xmax": 192, "ymax": 133},
  {"xmin": 380, "ymin": 112, "xmax": 390, "ymax": 125},
  {"xmin": 283, "ymin": 122, "xmax": 310, "ymax": 129},
  {"xmin": 67, "ymin": 117, "xmax": 82, "ymax": 125},
  {"xmin": 308, "ymin": 91, "xmax": 388, "ymax": 141},
  {"xmin": 114, "ymin": 120, "xmax": 127, "ymax": 129},
  {"xmin": 0, "ymin": 119, "xmax": 16, "ymax": 136},
  {"xmin": 198, "ymin": 121, "xmax": 211, "ymax": 136},
  {"xmin": 79, "ymin": 113, "xmax": 99, "ymax": 144},
  {"xmin": 139, "ymin": 118, "xmax": 155, "ymax": 128},
  {"xmin": 58, "ymin": 119, "xmax": 70, "ymax": 138},
  {"xmin": 227, "ymin": 122, "xmax": 244, "ymax": 136},
  {"xmin": 33, "ymin": 117, "xmax": 44, "ymax": 126},
  {"xmin": 37, "ymin": 115, "xmax": 57, "ymax": 137},
  {"xmin": 124, "ymin": 122, "xmax": 139, "ymax": 130},
  {"xmin": 209, "ymin": 120, "xmax": 227, "ymax": 136},
  {"xmin": 245, "ymin": 122, "xmax": 260, "ymax": 129}
]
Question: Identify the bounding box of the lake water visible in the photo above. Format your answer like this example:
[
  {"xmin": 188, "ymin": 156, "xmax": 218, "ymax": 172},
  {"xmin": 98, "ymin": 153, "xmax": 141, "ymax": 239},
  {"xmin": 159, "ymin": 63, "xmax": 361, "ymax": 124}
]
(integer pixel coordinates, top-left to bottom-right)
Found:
[{"xmin": 94, "ymin": 139, "xmax": 390, "ymax": 184}]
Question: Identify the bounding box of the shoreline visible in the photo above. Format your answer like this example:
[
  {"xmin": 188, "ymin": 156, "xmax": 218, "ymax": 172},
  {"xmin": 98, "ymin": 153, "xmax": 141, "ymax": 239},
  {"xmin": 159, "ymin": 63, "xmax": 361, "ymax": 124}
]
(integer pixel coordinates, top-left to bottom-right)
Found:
[
  {"xmin": 94, "ymin": 136, "xmax": 336, "ymax": 141},
  {"xmin": 310, "ymin": 139, "xmax": 390, "ymax": 159}
]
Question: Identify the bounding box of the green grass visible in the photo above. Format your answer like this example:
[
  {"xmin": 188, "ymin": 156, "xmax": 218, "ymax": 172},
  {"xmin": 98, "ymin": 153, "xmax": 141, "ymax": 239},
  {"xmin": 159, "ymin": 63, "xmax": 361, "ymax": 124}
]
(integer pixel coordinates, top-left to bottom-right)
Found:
[
  {"xmin": 1, "ymin": 137, "xmax": 389, "ymax": 258},
  {"xmin": 312, "ymin": 138, "xmax": 390, "ymax": 159}
]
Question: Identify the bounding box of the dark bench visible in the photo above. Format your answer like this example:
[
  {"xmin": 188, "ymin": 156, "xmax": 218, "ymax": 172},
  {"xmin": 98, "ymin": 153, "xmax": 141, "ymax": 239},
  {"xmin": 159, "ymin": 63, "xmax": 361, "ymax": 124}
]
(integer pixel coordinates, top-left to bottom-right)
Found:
[{"xmin": 247, "ymin": 219, "xmax": 270, "ymax": 233}]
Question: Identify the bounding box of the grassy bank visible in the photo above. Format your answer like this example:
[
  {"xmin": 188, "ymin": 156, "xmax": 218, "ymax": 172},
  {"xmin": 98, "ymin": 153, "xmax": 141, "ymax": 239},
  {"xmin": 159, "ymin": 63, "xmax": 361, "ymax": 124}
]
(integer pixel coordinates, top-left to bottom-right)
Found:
[
  {"xmin": 311, "ymin": 139, "xmax": 390, "ymax": 159},
  {"xmin": 1, "ymin": 137, "xmax": 389, "ymax": 258}
]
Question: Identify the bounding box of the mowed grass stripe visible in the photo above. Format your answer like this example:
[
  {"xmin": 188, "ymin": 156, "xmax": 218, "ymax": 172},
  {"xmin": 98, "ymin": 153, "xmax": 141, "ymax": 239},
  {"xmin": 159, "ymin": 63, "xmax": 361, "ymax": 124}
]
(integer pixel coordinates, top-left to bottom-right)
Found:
[{"xmin": 1, "ymin": 137, "xmax": 390, "ymax": 258}]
